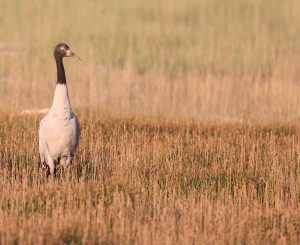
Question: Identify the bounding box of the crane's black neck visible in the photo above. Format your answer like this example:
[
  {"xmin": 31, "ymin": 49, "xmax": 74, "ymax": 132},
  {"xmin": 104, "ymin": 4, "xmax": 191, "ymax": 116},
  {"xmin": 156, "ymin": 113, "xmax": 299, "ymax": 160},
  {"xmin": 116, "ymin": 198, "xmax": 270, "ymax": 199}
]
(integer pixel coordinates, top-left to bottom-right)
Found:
[{"xmin": 55, "ymin": 55, "xmax": 66, "ymax": 84}]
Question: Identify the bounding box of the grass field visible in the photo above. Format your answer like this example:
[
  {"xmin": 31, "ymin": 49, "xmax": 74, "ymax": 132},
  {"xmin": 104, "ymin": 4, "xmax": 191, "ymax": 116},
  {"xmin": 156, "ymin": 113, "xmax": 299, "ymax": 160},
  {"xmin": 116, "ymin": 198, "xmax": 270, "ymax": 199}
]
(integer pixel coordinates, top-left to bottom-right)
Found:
[
  {"xmin": 2, "ymin": 0, "xmax": 300, "ymax": 244},
  {"xmin": 1, "ymin": 113, "xmax": 300, "ymax": 244},
  {"xmin": 1, "ymin": 0, "xmax": 300, "ymax": 120}
]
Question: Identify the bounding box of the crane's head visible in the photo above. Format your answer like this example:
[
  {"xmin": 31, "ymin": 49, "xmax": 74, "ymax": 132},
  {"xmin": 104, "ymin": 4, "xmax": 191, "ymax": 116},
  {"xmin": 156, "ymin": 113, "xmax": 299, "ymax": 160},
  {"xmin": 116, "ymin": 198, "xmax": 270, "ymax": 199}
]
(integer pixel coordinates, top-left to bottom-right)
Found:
[{"xmin": 54, "ymin": 43, "xmax": 81, "ymax": 60}]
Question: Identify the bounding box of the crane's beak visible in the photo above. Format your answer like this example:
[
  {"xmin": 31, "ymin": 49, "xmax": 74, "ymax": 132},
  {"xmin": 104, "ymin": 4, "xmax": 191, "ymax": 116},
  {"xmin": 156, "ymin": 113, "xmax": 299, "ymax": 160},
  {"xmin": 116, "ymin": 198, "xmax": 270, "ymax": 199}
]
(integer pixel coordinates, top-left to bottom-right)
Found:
[{"xmin": 66, "ymin": 49, "xmax": 81, "ymax": 61}]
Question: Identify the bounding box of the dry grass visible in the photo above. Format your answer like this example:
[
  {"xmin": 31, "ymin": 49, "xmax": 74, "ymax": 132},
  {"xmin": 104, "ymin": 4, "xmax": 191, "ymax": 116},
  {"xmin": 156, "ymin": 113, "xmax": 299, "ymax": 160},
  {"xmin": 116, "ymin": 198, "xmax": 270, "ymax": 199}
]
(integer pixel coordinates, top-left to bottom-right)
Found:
[
  {"xmin": 2, "ymin": 1, "xmax": 300, "ymax": 244},
  {"xmin": 1, "ymin": 0, "xmax": 300, "ymax": 120},
  {"xmin": 1, "ymin": 113, "xmax": 300, "ymax": 244}
]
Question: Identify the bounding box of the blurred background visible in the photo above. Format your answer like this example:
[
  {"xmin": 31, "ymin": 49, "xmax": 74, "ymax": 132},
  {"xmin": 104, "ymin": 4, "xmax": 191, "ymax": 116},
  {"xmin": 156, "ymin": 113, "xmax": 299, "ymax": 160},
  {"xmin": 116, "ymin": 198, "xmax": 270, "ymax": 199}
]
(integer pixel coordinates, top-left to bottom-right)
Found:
[{"xmin": 1, "ymin": 0, "xmax": 300, "ymax": 121}]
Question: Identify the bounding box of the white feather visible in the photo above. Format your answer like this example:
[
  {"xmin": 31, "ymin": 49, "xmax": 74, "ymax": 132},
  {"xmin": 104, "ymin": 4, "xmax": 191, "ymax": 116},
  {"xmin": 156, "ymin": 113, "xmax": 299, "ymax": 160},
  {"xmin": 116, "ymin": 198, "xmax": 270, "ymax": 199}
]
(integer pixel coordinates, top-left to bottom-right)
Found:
[
  {"xmin": 39, "ymin": 84, "xmax": 80, "ymax": 175},
  {"xmin": 21, "ymin": 108, "xmax": 49, "ymax": 115}
]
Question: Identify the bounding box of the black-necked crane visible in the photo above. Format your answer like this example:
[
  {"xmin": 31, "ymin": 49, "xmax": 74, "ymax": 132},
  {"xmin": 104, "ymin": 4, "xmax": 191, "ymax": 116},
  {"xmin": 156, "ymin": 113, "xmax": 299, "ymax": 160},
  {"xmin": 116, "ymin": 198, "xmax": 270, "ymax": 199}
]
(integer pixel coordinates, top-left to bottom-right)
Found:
[{"xmin": 39, "ymin": 43, "xmax": 80, "ymax": 178}]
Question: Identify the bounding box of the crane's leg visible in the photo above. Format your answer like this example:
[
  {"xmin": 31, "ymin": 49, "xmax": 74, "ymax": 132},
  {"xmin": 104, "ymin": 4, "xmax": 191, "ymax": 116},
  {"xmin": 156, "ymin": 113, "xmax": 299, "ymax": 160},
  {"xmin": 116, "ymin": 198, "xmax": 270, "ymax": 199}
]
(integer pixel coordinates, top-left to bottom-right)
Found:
[
  {"xmin": 60, "ymin": 155, "xmax": 73, "ymax": 168},
  {"xmin": 40, "ymin": 160, "xmax": 50, "ymax": 179},
  {"xmin": 59, "ymin": 155, "xmax": 73, "ymax": 178},
  {"xmin": 47, "ymin": 157, "xmax": 56, "ymax": 179}
]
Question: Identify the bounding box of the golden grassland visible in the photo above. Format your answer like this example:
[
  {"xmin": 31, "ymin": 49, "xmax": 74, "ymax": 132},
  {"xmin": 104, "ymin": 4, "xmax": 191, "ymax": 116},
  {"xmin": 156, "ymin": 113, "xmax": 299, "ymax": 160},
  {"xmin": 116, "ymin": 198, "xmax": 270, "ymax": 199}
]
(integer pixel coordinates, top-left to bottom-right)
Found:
[
  {"xmin": 1, "ymin": 0, "xmax": 300, "ymax": 120},
  {"xmin": 2, "ymin": 0, "xmax": 300, "ymax": 244},
  {"xmin": 1, "ymin": 113, "xmax": 300, "ymax": 244}
]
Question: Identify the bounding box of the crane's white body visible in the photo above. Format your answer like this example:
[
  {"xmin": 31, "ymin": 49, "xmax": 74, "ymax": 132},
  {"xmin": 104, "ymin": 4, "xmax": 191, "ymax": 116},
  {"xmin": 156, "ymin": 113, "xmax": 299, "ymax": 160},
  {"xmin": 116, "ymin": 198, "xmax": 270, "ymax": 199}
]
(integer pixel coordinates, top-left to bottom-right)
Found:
[{"xmin": 39, "ymin": 84, "xmax": 80, "ymax": 175}]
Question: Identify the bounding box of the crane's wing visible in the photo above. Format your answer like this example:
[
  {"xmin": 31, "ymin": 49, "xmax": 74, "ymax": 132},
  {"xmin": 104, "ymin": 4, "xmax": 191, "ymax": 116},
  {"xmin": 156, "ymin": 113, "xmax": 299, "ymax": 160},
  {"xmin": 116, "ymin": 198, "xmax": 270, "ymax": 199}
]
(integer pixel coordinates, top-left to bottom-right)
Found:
[
  {"xmin": 39, "ymin": 114, "xmax": 55, "ymax": 172},
  {"xmin": 39, "ymin": 112, "xmax": 80, "ymax": 160}
]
